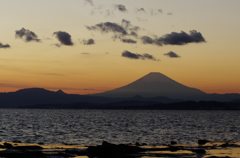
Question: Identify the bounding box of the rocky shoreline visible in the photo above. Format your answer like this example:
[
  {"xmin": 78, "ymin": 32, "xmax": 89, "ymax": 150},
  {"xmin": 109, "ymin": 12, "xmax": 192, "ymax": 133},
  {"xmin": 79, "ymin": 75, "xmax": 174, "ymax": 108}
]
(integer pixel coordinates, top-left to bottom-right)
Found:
[{"xmin": 0, "ymin": 140, "xmax": 240, "ymax": 158}]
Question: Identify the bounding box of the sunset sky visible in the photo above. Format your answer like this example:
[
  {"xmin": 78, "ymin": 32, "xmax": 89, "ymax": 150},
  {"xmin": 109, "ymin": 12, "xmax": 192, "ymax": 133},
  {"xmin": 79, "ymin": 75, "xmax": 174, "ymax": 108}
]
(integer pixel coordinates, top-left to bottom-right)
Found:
[{"xmin": 1, "ymin": 0, "xmax": 240, "ymax": 94}]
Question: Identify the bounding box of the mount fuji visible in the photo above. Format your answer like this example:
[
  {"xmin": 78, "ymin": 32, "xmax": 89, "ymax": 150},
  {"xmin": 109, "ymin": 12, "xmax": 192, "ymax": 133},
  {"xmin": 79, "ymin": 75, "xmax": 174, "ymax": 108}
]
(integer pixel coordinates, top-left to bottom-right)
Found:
[
  {"xmin": 92, "ymin": 72, "xmax": 206, "ymax": 99},
  {"xmin": 1, "ymin": 72, "xmax": 240, "ymax": 108}
]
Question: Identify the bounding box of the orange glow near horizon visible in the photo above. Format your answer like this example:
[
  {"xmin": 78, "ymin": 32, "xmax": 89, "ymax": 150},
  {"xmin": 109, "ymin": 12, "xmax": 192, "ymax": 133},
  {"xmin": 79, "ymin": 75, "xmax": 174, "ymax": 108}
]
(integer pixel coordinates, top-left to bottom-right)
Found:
[{"xmin": 1, "ymin": 74, "xmax": 240, "ymax": 95}]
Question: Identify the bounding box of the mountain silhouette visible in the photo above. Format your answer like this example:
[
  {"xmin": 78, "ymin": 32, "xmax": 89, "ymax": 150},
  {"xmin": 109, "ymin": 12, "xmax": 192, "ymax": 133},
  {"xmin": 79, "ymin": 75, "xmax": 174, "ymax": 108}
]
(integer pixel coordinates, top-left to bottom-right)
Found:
[
  {"xmin": 92, "ymin": 72, "xmax": 206, "ymax": 99},
  {"xmin": 0, "ymin": 87, "xmax": 178, "ymax": 108},
  {"xmin": 0, "ymin": 88, "xmax": 110, "ymax": 108},
  {"xmin": 1, "ymin": 72, "xmax": 240, "ymax": 108}
]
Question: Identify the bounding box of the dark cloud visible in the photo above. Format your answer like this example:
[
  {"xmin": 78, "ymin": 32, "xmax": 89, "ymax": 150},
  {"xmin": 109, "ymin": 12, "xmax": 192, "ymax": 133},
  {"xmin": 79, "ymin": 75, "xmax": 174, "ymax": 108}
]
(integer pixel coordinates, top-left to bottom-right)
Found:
[
  {"xmin": 121, "ymin": 19, "xmax": 131, "ymax": 29},
  {"xmin": 164, "ymin": 51, "xmax": 180, "ymax": 58},
  {"xmin": 121, "ymin": 19, "xmax": 140, "ymax": 36},
  {"xmin": 122, "ymin": 50, "xmax": 141, "ymax": 59},
  {"xmin": 87, "ymin": 20, "xmax": 140, "ymax": 35},
  {"xmin": 140, "ymin": 36, "xmax": 155, "ymax": 44},
  {"xmin": 86, "ymin": 22, "xmax": 127, "ymax": 36},
  {"xmin": 122, "ymin": 38, "xmax": 137, "ymax": 44},
  {"xmin": 141, "ymin": 30, "xmax": 206, "ymax": 46},
  {"xmin": 0, "ymin": 43, "xmax": 10, "ymax": 48},
  {"xmin": 157, "ymin": 30, "xmax": 206, "ymax": 45},
  {"xmin": 142, "ymin": 53, "xmax": 159, "ymax": 61},
  {"xmin": 82, "ymin": 39, "xmax": 95, "ymax": 45},
  {"xmin": 15, "ymin": 28, "xmax": 41, "ymax": 42},
  {"xmin": 149, "ymin": 8, "xmax": 163, "ymax": 15},
  {"xmin": 84, "ymin": 0, "xmax": 94, "ymax": 6},
  {"xmin": 111, "ymin": 35, "xmax": 122, "ymax": 41},
  {"xmin": 129, "ymin": 31, "xmax": 138, "ymax": 37},
  {"xmin": 122, "ymin": 50, "xmax": 159, "ymax": 61},
  {"xmin": 129, "ymin": 26, "xmax": 140, "ymax": 32},
  {"xmin": 114, "ymin": 4, "xmax": 127, "ymax": 12},
  {"xmin": 51, "ymin": 43, "xmax": 61, "ymax": 47},
  {"xmin": 86, "ymin": 20, "xmax": 140, "ymax": 42},
  {"xmin": 136, "ymin": 8, "xmax": 146, "ymax": 14},
  {"xmin": 112, "ymin": 35, "xmax": 137, "ymax": 43},
  {"xmin": 167, "ymin": 12, "xmax": 173, "ymax": 15},
  {"xmin": 53, "ymin": 31, "xmax": 73, "ymax": 46}
]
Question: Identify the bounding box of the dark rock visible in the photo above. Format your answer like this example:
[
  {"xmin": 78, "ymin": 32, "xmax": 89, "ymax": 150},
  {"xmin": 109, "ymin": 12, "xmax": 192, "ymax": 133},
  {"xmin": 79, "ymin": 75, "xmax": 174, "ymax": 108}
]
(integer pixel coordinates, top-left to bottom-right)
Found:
[
  {"xmin": 102, "ymin": 141, "xmax": 112, "ymax": 146},
  {"xmin": 142, "ymin": 143, "xmax": 147, "ymax": 146},
  {"xmin": 170, "ymin": 141, "xmax": 177, "ymax": 145},
  {"xmin": 198, "ymin": 139, "xmax": 210, "ymax": 145},
  {"xmin": 12, "ymin": 145, "xmax": 43, "ymax": 150},
  {"xmin": 191, "ymin": 149, "xmax": 206, "ymax": 154},
  {"xmin": 3, "ymin": 143, "xmax": 13, "ymax": 149},
  {"xmin": 226, "ymin": 143, "xmax": 240, "ymax": 147},
  {"xmin": 135, "ymin": 142, "xmax": 141, "ymax": 146},
  {"xmin": 12, "ymin": 140, "xmax": 22, "ymax": 143},
  {"xmin": 88, "ymin": 141, "xmax": 143, "ymax": 157},
  {"xmin": 57, "ymin": 152, "xmax": 76, "ymax": 157},
  {"xmin": 62, "ymin": 142, "xmax": 79, "ymax": 145},
  {"xmin": 218, "ymin": 142, "xmax": 239, "ymax": 148},
  {"xmin": 65, "ymin": 149, "xmax": 88, "ymax": 155},
  {"xmin": 168, "ymin": 146, "xmax": 180, "ymax": 152},
  {"xmin": 220, "ymin": 142, "xmax": 229, "ymax": 147},
  {"xmin": 0, "ymin": 150, "xmax": 44, "ymax": 157},
  {"xmin": 205, "ymin": 156, "xmax": 231, "ymax": 158}
]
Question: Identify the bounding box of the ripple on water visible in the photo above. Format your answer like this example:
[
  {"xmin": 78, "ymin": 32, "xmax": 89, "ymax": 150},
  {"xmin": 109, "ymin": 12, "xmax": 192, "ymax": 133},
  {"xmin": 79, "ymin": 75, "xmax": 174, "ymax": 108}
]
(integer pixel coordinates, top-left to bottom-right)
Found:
[{"xmin": 0, "ymin": 109, "xmax": 240, "ymax": 145}]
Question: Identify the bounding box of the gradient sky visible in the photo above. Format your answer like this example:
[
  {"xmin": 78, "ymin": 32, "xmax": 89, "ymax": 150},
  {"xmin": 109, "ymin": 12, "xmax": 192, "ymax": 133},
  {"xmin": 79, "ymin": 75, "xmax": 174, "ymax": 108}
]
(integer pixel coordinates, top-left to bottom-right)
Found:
[{"xmin": 1, "ymin": 0, "xmax": 240, "ymax": 94}]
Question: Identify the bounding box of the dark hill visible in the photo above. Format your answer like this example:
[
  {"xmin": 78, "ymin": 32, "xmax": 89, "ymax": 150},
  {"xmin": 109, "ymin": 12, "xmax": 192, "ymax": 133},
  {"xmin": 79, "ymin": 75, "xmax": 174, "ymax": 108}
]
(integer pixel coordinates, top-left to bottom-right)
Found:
[
  {"xmin": 0, "ymin": 88, "xmax": 178, "ymax": 108},
  {"xmin": 0, "ymin": 88, "xmax": 110, "ymax": 108}
]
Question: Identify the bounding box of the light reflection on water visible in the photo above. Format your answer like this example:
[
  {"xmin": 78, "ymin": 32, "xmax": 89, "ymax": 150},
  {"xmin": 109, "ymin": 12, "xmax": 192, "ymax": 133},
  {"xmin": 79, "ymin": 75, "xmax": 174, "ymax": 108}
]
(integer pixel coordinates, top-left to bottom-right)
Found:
[{"xmin": 0, "ymin": 109, "xmax": 239, "ymax": 145}]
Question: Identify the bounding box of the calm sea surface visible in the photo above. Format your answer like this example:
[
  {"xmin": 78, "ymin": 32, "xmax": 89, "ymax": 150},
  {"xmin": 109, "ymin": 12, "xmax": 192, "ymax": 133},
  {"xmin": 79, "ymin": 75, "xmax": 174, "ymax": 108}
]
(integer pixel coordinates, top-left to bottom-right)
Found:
[{"xmin": 0, "ymin": 109, "xmax": 239, "ymax": 145}]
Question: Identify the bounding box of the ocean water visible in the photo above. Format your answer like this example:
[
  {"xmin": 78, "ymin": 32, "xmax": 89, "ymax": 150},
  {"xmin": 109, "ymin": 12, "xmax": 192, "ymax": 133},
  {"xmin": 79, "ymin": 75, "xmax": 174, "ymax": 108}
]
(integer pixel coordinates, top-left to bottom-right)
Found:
[{"xmin": 0, "ymin": 109, "xmax": 239, "ymax": 145}]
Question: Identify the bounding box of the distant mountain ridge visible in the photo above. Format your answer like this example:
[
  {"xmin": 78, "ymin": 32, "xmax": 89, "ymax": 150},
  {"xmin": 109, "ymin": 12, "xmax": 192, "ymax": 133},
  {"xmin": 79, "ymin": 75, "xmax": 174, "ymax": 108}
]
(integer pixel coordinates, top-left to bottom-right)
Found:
[
  {"xmin": 0, "ymin": 88, "xmax": 179, "ymax": 108},
  {"xmin": 92, "ymin": 72, "xmax": 206, "ymax": 99},
  {"xmin": 1, "ymin": 72, "xmax": 240, "ymax": 108},
  {"xmin": 0, "ymin": 88, "xmax": 107, "ymax": 108}
]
